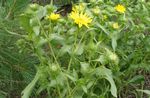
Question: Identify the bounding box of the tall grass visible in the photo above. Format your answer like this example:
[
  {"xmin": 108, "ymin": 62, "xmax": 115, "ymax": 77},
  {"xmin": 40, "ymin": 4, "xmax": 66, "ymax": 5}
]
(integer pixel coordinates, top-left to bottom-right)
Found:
[{"xmin": 0, "ymin": 0, "xmax": 38, "ymax": 98}]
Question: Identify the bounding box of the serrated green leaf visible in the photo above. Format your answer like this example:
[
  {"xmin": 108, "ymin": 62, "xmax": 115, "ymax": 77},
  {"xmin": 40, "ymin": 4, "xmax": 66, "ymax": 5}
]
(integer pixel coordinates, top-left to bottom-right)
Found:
[
  {"xmin": 137, "ymin": 89, "xmax": 150, "ymax": 96},
  {"xmin": 73, "ymin": 69, "xmax": 78, "ymax": 80},
  {"xmin": 80, "ymin": 62, "xmax": 90, "ymax": 74},
  {"xmin": 75, "ymin": 44, "xmax": 84, "ymax": 55},
  {"xmin": 21, "ymin": 71, "xmax": 40, "ymax": 98},
  {"xmin": 93, "ymin": 55, "xmax": 108, "ymax": 65},
  {"xmin": 33, "ymin": 26, "xmax": 40, "ymax": 36},
  {"xmin": 95, "ymin": 66, "xmax": 117, "ymax": 97},
  {"xmin": 19, "ymin": 14, "xmax": 33, "ymax": 33},
  {"xmin": 96, "ymin": 23, "xmax": 109, "ymax": 35},
  {"xmin": 59, "ymin": 45, "xmax": 72, "ymax": 55},
  {"xmin": 36, "ymin": 6, "xmax": 47, "ymax": 20},
  {"xmin": 65, "ymin": 73, "xmax": 77, "ymax": 82},
  {"xmin": 50, "ymin": 34, "xmax": 64, "ymax": 43},
  {"xmin": 112, "ymin": 38, "xmax": 117, "ymax": 51},
  {"xmin": 82, "ymin": 85, "xmax": 87, "ymax": 93}
]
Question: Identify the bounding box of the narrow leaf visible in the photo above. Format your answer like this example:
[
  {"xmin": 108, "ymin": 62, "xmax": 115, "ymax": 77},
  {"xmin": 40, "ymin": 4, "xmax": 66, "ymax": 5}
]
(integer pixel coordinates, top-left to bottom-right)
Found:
[
  {"xmin": 137, "ymin": 89, "xmax": 150, "ymax": 96},
  {"xmin": 95, "ymin": 66, "xmax": 117, "ymax": 97},
  {"xmin": 112, "ymin": 38, "xmax": 117, "ymax": 51},
  {"xmin": 21, "ymin": 72, "xmax": 40, "ymax": 98}
]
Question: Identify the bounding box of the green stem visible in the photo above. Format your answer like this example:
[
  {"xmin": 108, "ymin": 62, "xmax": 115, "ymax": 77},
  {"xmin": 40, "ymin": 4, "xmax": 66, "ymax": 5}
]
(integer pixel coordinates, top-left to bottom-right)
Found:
[
  {"xmin": 54, "ymin": 75, "xmax": 62, "ymax": 98},
  {"xmin": 37, "ymin": 17, "xmax": 60, "ymax": 68},
  {"xmin": 140, "ymin": 82, "xmax": 144, "ymax": 98},
  {"xmin": 67, "ymin": 28, "xmax": 79, "ymax": 71},
  {"xmin": 74, "ymin": 29, "xmax": 86, "ymax": 53},
  {"xmin": 50, "ymin": 0, "xmax": 53, "ymax": 5},
  {"xmin": 70, "ymin": 85, "xmax": 78, "ymax": 96},
  {"xmin": 68, "ymin": 28, "xmax": 94, "ymax": 71},
  {"xmin": 74, "ymin": 28, "xmax": 95, "ymax": 53},
  {"xmin": 67, "ymin": 57, "xmax": 72, "ymax": 71},
  {"xmin": 4, "ymin": 28, "xmax": 26, "ymax": 37},
  {"xmin": 66, "ymin": 76, "xmax": 71, "ymax": 98}
]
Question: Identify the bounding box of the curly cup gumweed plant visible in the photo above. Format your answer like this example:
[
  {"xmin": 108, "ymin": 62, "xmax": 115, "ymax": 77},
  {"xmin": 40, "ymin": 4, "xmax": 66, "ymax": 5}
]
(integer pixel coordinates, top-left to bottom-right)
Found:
[
  {"xmin": 19, "ymin": 3, "xmax": 118, "ymax": 98},
  {"xmin": 18, "ymin": 1, "xmax": 150, "ymax": 98}
]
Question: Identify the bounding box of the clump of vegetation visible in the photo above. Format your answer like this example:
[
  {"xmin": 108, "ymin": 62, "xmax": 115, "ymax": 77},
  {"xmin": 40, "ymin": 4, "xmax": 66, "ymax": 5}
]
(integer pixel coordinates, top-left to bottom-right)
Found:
[
  {"xmin": 0, "ymin": 0, "xmax": 150, "ymax": 98},
  {"xmin": 18, "ymin": 0, "xmax": 150, "ymax": 98},
  {"xmin": 0, "ymin": 0, "xmax": 37, "ymax": 98}
]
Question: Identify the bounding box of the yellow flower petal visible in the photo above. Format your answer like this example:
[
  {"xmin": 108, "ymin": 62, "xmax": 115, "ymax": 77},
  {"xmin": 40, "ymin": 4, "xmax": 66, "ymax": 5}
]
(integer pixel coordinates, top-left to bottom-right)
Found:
[
  {"xmin": 70, "ymin": 11, "xmax": 92, "ymax": 28},
  {"xmin": 47, "ymin": 13, "xmax": 60, "ymax": 21},
  {"xmin": 115, "ymin": 4, "xmax": 126, "ymax": 13}
]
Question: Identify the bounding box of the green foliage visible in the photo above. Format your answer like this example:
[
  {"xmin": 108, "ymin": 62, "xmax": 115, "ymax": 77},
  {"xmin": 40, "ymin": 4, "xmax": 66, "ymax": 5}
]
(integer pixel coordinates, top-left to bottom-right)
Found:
[
  {"xmin": 0, "ymin": 0, "xmax": 150, "ymax": 98},
  {"xmin": 18, "ymin": 0, "xmax": 150, "ymax": 98},
  {"xmin": 0, "ymin": 0, "xmax": 37, "ymax": 98}
]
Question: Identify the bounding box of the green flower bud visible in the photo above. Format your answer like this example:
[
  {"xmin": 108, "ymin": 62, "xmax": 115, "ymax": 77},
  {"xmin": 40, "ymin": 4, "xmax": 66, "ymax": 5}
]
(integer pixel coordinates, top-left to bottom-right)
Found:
[{"xmin": 29, "ymin": 4, "xmax": 39, "ymax": 11}]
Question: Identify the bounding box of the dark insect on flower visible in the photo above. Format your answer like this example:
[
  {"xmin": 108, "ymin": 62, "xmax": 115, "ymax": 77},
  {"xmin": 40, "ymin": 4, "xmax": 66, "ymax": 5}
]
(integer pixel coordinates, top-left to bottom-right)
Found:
[
  {"xmin": 40, "ymin": 3, "xmax": 72, "ymax": 21},
  {"xmin": 55, "ymin": 4, "xmax": 72, "ymax": 16}
]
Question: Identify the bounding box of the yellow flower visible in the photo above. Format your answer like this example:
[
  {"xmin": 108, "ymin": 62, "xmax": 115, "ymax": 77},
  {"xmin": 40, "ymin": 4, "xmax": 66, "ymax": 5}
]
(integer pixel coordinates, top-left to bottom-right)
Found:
[
  {"xmin": 46, "ymin": 13, "xmax": 60, "ymax": 20},
  {"xmin": 115, "ymin": 4, "xmax": 126, "ymax": 13},
  {"xmin": 70, "ymin": 11, "xmax": 79, "ymax": 20},
  {"xmin": 113, "ymin": 22, "xmax": 119, "ymax": 29},
  {"xmin": 70, "ymin": 11, "xmax": 92, "ymax": 28}
]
